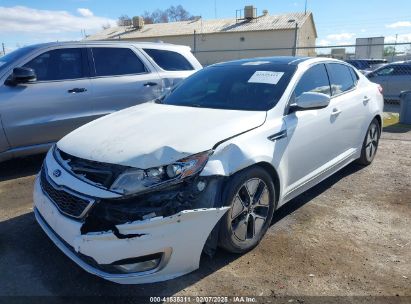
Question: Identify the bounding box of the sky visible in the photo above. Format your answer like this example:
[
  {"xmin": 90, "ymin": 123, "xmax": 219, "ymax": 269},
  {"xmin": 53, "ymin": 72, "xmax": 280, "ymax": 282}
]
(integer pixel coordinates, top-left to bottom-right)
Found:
[{"xmin": 1, "ymin": 0, "xmax": 411, "ymax": 53}]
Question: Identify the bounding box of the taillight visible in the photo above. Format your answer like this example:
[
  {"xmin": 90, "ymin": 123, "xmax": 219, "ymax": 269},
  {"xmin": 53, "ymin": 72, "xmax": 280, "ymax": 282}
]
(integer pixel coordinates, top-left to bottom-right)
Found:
[{"xmin": 377, "ymin": 85, "xmax": 383, "ymax": 94}]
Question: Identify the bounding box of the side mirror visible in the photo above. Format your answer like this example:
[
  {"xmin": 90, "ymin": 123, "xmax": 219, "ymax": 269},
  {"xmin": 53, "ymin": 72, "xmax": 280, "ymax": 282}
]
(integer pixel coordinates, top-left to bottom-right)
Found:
[
  {"xmin": 290, "ymin": 92, "xmax": 330, "ymax": 112},
  {"xmin": 5, "ymin": 67, "xmax": 37, "ymax": 86}
]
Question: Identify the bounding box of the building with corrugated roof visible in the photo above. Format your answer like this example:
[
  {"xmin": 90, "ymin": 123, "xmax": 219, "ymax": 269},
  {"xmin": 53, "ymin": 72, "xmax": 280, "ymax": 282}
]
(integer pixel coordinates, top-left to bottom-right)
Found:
[{"xmin": 86, "ymin": 6, "xmax": 317, "ymax": 65}]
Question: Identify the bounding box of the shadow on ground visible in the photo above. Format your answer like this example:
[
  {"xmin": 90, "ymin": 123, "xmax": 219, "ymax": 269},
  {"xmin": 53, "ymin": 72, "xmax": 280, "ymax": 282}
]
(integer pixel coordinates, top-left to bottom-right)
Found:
[
  {"xmin": 383, "ymin": 124, "xmax": 411, "ymax": 134},
  {"xmin": 0, "ymin": 161, "xmax": 364, "ymax": 297},
  {"xmin": 0, "ymin": 154, "xmax": 45, "ymax": 182}
]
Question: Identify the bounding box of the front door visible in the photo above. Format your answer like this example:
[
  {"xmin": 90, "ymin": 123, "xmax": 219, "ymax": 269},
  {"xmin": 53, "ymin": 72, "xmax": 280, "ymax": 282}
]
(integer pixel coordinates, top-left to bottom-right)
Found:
[
  {"xmin": 0, "ymin": 48, "xmax": 95, "ymax": 149},
  {"xmin": 283, "ymin": 63, "xmax": 337, "ymax": 194}
]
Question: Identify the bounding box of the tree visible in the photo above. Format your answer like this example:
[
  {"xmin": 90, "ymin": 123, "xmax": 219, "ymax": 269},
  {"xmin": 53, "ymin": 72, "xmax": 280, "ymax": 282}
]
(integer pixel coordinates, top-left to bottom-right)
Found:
[
  {"xmin": 117, "ymin": 15, "xmax": 132, "ymax": 27},
  {"xmin": 140, "ymin": 5, "xmax": 192, "ymax": 24},
  {"xmin": 384, "ymin": 46, "xmax": 395, "ymax": 57},
  {"xmin": 166, "ymin": 5, "xmax": 191, "ymax": 22},
  {"xmin": 143, "ymin": 9, "xmax": 169, "ymax": 24}
]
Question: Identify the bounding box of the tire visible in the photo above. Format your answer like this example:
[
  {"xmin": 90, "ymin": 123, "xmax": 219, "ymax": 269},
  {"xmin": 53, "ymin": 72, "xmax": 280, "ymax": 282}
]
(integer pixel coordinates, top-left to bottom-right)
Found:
[
  {"xmin": 219, "ymin": 166, "xmax": 276, "ymax": 253},
  {"xmin": 356, "ymin": 118, "xmax": 381, "ymax": 166}
]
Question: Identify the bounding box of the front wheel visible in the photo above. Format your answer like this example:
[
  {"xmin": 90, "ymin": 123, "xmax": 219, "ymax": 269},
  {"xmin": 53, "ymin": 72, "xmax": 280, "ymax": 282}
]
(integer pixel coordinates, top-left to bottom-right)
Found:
[
  {"xmin": 219, "ymin": 166, "xmax": 276, "ymax": 253},
  {"xmin": 356, "ymin": 118, "xmax": 381, "ymax": 165}
]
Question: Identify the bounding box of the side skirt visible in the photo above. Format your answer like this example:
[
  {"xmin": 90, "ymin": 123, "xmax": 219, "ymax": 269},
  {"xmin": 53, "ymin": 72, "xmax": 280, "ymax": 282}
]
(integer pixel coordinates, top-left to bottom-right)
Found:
[{"xmin": 279, "ymin": 148, "xmax": 359, "ymax": 207}]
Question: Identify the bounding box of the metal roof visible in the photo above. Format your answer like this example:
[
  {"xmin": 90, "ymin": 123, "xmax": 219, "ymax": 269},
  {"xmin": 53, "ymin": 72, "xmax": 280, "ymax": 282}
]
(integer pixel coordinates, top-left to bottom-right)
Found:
[{"xmin": 86, "ymin": 12, "xmax": 315, "ymax": 41}]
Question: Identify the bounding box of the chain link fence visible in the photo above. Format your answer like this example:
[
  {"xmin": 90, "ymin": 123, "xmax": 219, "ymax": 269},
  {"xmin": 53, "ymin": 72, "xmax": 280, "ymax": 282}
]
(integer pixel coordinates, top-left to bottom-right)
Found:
[{"xmin": 193, "ymin": 42, "xmax": 411, "ymax": 65}]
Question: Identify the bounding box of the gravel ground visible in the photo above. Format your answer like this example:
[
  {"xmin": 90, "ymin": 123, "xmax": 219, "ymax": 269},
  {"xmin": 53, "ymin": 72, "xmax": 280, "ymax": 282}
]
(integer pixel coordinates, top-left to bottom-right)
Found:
[{"xmin": 0, "ymin": 126, "xmax": 410, "ymax": 301}]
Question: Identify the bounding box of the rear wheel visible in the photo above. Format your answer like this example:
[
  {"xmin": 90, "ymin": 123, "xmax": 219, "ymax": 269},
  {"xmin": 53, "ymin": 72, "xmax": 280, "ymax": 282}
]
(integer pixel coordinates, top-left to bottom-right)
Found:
[
  {"xmin": 219, "ymin": 167, "xmax": 275, "ymax": 253},
  {"xmin": 356, "ymin": 118, "xmax": 380, "ymax": 165}
]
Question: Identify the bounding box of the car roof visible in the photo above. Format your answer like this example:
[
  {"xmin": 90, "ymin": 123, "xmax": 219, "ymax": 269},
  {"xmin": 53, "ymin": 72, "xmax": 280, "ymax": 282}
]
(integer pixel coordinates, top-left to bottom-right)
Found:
[
  {"xmin": 211, "ymin": 56, "xmax": 351, "ymax": 68},
  {"xmin": 390, "ymin": 61, "xmax": 411, "ymax": 66},
  {"xmin": 21, "ymin": 41, "xmax": 191, "ymax": 51},
  {"xmin": 212, "ymin": 56, "xmax": 312, "ymax": 67},
  {"xmin": 347, "ymin": 59, "xmax": 387, "ymax": 62}
]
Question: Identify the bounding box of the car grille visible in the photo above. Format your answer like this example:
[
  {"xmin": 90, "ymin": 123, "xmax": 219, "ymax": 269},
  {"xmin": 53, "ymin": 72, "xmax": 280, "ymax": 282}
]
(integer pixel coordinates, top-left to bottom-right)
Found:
[
  {"xmin": 40, "ymin": 167, "xmax": 94, "ymax": 219},
  {"xmin": 55, "ymin": 149, "xmax": 124, "ymax": 189}
]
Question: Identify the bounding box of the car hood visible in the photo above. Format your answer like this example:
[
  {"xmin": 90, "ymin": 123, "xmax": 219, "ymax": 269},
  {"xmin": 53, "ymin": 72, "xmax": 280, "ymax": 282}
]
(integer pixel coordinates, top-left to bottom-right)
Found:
[{"xmin": 57, "ymin": 102, "xmax": 267, "ymax": 169}]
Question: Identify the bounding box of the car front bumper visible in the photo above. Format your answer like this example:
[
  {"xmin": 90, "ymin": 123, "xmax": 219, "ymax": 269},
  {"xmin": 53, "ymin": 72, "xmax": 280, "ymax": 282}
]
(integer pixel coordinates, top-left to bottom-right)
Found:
[{"xmin": 33, "ymin": 174, "xmax": 228, "ymax": 284}]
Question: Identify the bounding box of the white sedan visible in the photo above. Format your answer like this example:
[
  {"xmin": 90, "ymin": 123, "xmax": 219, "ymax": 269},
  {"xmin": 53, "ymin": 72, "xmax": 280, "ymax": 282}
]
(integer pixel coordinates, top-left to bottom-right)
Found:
[{"xmin": 33, "ymin": 57, "xmax": 383, "ymax": 284}]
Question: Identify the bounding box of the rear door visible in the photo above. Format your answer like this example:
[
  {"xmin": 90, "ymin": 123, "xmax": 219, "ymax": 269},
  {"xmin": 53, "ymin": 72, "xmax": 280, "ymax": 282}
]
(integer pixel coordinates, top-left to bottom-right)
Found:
[
  {"xmin": 0, "ymin": 47, "xmax": 94, "ymax": 149},
  {"xmin": 325, "ymin": 63, "xmax": 367, "ymax": 152},
  {"xmin": 88, "ymin": 46, "xmax": 162, "ymax": 117},
  {"xmin": 142, "ymin": 48, "xmax": 198, "ymax": 91}
]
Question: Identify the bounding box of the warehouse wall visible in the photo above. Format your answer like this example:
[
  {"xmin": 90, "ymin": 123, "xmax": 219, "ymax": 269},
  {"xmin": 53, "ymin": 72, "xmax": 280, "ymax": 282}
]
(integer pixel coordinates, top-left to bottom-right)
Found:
[
  {"xmin": 119, "ymin": 23, "xmax": 316, "ymax": 65},
  {"xmin": 297, "ymin": 17, "xmax": 317, "ymax": 57}
]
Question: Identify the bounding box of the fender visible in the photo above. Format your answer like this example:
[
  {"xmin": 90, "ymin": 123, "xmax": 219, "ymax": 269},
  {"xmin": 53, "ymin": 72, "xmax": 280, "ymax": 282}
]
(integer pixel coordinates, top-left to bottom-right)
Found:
[{"xmin": 201, "ymin": 117, "xmax": 288, "ymax": 203}]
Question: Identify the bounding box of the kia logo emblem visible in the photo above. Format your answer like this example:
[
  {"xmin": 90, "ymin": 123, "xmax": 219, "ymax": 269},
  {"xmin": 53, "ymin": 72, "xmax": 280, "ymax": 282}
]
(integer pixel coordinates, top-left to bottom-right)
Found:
[{"xmin": 53, "ymin": 169, "xmax": 62, "ymax": 177}]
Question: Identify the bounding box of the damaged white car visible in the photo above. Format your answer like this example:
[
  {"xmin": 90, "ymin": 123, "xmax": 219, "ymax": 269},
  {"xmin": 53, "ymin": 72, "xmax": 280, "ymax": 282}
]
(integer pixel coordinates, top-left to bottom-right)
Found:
[{"xmin": 33, "ymin": 57, "xmax": 383, "ymax": 284}]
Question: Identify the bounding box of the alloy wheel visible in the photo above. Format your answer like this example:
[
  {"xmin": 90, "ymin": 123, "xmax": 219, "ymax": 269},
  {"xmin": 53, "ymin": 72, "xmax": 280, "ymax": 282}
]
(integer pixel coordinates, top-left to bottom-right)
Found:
[
  {"xmin": 365, "ymin": 122, "xmax": 379, "ymax": 162},
  {"xmin": 230, "ymin": 178, "xmax": 270, "ymax": 242}
]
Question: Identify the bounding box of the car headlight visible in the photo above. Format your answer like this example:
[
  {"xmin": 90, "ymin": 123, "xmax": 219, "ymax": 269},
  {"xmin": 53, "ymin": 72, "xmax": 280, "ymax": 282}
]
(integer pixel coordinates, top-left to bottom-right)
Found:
[{"xmin": 110, "ymin": 151, "xmax": 212, "ymax": 195}]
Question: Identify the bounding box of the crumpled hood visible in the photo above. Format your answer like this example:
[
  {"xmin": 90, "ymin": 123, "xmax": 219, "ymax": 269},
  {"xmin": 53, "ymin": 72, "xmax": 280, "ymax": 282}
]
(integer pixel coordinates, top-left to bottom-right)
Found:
[{"xmin": 57, "ymin": 102, "xmax": 266, "ymax": 169}]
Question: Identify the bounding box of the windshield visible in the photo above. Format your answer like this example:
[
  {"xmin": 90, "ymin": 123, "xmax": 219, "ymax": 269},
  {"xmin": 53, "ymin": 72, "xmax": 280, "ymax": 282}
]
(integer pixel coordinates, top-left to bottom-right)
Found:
[
  {"xmin": 162, "ymin": 64, "xmax": 296, "ymax": 111},
  {"xmin": 0, "ymin": 46, "xmax": 37, "ymax": 72}
]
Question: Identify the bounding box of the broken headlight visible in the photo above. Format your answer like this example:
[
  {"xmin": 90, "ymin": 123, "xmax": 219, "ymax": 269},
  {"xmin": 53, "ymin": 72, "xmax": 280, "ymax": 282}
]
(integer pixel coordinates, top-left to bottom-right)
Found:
[{"xmin": 110, "ymin": 151, "xmax": 211, "ymax": 195}]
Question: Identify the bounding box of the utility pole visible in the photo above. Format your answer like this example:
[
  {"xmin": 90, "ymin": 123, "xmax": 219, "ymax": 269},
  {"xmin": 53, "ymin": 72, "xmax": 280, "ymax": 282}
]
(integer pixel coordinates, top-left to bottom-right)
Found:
[
  {"xmin": 393, "ymin": 34, "xmax": 398, "ymax": 62},
  {"xmin": 193, "ymin": 30, "xmax": 197, "ymax": 54},
  {"xmin": 1, "ymin": 43, "xmax": 5, "ymax": 56},
  {"xmin": 288, "ymin": 19, "xmax": 298, "ymax": 56},
  {"xmin": 293, "ymin": 22, "xmax": 298, "ymax": 56}
]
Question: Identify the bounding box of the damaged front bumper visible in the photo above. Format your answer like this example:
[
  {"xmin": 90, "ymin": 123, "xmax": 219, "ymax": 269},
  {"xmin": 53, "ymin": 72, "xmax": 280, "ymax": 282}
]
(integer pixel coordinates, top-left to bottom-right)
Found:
[{"xmin": 33, "ymin": 151, "xmax": 229, "ymax": 284}]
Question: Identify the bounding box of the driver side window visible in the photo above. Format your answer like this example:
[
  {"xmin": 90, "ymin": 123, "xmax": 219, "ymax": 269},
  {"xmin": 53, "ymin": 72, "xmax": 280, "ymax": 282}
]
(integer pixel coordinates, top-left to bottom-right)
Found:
[
  {"xmin": 23, "ymin": 48, "xmax": 84, "ymax": 81},
  {"xmin": 294, "ymin": 64, "xmax": 331, "ymax": 98}
]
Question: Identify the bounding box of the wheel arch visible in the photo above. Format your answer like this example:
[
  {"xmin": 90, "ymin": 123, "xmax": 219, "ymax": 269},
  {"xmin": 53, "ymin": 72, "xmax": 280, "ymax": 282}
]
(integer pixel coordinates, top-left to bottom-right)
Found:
[
  {"xmin": 374, "ymin": 114, "xmax": 382, "ymax": 131},
  {"xmin": 253, "ymin": 162, "xmax": 281, "ymax": 208}
]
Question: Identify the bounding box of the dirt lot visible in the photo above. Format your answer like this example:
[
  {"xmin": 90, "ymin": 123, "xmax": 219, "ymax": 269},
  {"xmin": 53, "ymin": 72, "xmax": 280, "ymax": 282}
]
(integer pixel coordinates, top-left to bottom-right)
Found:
[{"xmin": 0, "ymin": 125, "xmax": 410, "ymax": 301}]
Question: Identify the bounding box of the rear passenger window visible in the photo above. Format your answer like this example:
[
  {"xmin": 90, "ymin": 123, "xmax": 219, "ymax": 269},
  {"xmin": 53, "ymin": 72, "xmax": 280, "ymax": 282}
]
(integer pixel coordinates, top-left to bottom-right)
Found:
[
  {"xmin": 143, "ymin": 48, "xmax": 194, "ymax": 71},
  {"xmin": 327, "ymin": 63, "xmax": 355, "ymax": 95},
  {"xmin": 394, "ymin": 65, "xmax": 411, "ymax": 75},
  {"xmin": 91, "ymin": 48, "xmax": 146, "ymax": 76},
  {"xmin": 24, "ymin": 48, "xmax": 84, "ymax": 81},
  {"xmin": 294, "ymin": 64, "xmax": 331, "ymax": 98}
]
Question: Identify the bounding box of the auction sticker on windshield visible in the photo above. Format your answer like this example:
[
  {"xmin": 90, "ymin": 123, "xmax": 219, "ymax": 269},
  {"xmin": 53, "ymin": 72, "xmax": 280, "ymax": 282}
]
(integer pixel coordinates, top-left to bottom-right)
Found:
[{"xmin": 248, "ymin": 71, "xmax": 284, "ymax": 85}]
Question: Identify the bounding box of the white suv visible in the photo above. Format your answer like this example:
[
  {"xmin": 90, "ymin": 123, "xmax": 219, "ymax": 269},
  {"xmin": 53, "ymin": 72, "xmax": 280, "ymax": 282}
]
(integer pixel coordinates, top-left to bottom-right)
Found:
[{"xmin": 33, "ymin": 57, "xmax": 383, "ymax": 284}]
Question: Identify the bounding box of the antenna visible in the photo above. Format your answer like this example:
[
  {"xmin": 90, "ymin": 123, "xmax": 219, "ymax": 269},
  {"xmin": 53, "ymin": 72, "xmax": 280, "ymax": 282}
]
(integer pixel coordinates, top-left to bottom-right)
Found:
[
  {"xmin": 304, "ymin": 0, "xmax": 308, "ymax": 14},
  {"xmin": 214, "ymin": 0, "xmax": 217, "ymax": 18}
]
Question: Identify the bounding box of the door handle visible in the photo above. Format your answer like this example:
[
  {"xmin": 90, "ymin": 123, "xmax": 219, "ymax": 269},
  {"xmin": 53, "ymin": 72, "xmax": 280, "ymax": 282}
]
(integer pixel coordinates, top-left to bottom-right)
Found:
[
  {"xmin": 363, "ymin": 96, "xmax": 370, "ymax": 104},
  {"xmin": 143, "ymin": 82, "xmax": 158, "ymax": 87},
  {"xmin": 68, "ymin": 88, "xmax": 87, "ymax": 93},
  {"xmin": 331, "ymin": 108, "xmax": 342, "ymax": 116}
]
